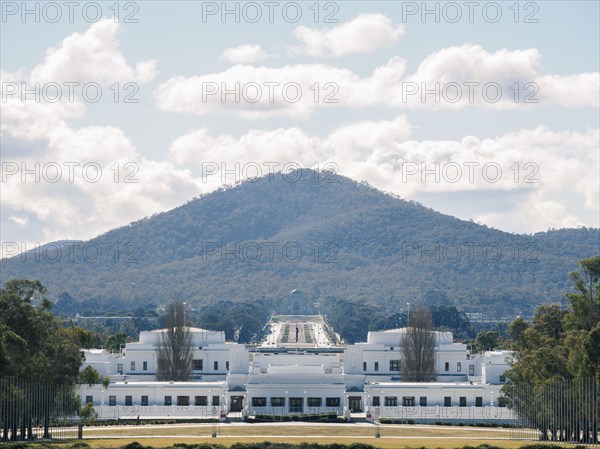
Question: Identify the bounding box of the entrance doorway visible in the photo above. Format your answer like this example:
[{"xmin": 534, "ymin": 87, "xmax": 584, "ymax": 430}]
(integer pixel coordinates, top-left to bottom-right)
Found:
[
  {"xmin": 230, "ymin": 396, "xmax": 244, "ymax": 412},
  {"xmin": 349, "ymin": 396, "xmax": 362, "ymax": 412}
]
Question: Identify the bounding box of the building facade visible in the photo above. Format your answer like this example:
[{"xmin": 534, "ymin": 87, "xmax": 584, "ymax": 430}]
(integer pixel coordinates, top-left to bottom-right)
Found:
[{"xmin": 79, "ymin": 326, "xmax": 515, "ymax": 423}]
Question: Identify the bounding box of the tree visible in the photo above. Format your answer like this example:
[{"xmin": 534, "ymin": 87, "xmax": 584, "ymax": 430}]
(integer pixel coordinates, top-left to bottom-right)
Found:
[
  {"xmin": 475, "ymin": 331, "xmax": 500, "ymax": 352},
  {"xmin": 565, "ymin": 256, "xmax": 600, "ymax": 332},
  {"xmin": 502, "ymin": 258, "xmax": 600, "ymax": 443},
  {"xmin": 79, "ymin": 365, "xmax": 101, "ymax": 387},
  {"xmin": 402, "ymin": 307, "xmax": 436, "ymax": 382},
  {"xmin": 0, "ymin": 279, "xmax": 84, "ymax": 441},
  {"xmin": 0, "ymin": 279, "xmax": 82, "ymax": 384},
  {"xmin": 508, "ymin": 317, "xmax": 529, "ymax": 347},
  {"xmin": 80, "ymin": 402, "xmax": 98, "ymax": 422},
  {"xmin": 155, "ymin": 301, "xmax": 193, "ymax": 381}
]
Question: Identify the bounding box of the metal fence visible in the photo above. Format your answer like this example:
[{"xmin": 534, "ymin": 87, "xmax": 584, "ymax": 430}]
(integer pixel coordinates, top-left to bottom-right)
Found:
[
  {"xmin": 509, "ymin": 376, "xmax": 599, "ymax": 445},
  {"xmin": 0, "ymin": 377, "xmax": 81, "ymax": 442}
]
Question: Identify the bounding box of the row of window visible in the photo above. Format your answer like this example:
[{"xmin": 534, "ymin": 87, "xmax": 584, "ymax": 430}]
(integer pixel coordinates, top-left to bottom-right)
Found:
[
  {"xmin": 361, "ymin": 361, "xmax": 476, "ymax": 375},
  {"xmin": 192, "ymin": 360, "xmax": 229, "ymax": 371},
  {"xmin": 117, "ymin": 361, "xmax": 149, "ymax": 373},
  {"xmin": 116, "ymin": 360, "xmax": 231, "ymax": 373},
  {"xmin": 91, "ymin": 394, "xmax": 497, "ymax": 408},
  {"xmin": 98, "ymin": 395, "xmax": 222, "ymax": 407},
  {"xmin": 443, "ymin": 362, "xmax": 475, "ymax": 375},
  {"xmin": 250, "ymin": 397, "xmax": 341, "ymax": 408},
  {"xmin": 374, "ymin": 396, "xmax": 484, "ymax": 407}
]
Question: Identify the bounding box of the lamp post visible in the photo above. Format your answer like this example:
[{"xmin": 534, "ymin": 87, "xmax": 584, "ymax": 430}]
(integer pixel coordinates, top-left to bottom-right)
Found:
[
  {"xmin": 407, "ymin": 302, "xmax": 410, "ymax": 328},
  {"xmin": 304, "ymin": 390, "xmax": 307, "ymax": 414}
]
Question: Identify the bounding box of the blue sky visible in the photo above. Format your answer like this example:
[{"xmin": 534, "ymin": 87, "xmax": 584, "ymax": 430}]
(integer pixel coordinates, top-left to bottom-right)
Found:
[{"xmin": 1, "ymin": 1, "xmax": 599, "ymax": 254}]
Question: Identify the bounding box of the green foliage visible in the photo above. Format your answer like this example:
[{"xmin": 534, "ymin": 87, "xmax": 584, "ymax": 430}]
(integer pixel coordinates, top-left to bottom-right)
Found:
[
  {"xmin": 0, "ymin": 279, "xmax": 83, "ymax": 385},
  {"xmin": 80, "ymin": 401, "xmax": 98, "ymax": 422},
  {"xmin": 503, "ymin": 256, "xmax": 600, "ymax": 441},
  {"xmin": 475, "ymin": 331, "xmax": 500, "ymax": 352},
  {"xmin": 1, "ymin": 170, "xmax": 598, "ymax": 318},
  {"xmin": 508, "ymin": 317, "xmax": 529, "ymax": 347},
  {"xmin": 79, "ymin": 365, "xmax": 101, "ymax": 386},
  {"xmin": 323, "ymin": 298, "xmax": 471, "ymax": 344},
  {"xmin": 198, "ymin": 300, "xmax": 269, "ymax": 343}
]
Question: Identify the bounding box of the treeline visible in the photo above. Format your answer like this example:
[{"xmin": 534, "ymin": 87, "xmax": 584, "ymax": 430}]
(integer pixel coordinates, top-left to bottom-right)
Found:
[
  {"xmin": 196, "ymin": 300, "xmax": 270, "ymax": 343},
  {"xmin": 503, "ymin": 256, "xmax": 600, "ymax": 443},
  {"xmin": 322, "ymin": 298, "xmax": 472, "ymax": 343}
]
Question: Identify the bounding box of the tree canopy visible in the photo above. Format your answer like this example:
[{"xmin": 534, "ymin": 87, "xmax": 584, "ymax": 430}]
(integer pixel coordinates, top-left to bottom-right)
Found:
[{"xmin": 0, "ymin": 279, "xmax": 82, "ymax": 385}]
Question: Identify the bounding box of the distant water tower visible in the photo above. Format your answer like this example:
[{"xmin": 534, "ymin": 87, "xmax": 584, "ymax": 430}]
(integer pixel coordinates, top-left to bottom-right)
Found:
[{"xmin": 289, "ymin": 289, "xmax": 304, "ymax": 314}]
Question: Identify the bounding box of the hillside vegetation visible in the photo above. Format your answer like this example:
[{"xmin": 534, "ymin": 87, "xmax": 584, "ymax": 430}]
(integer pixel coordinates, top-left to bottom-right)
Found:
[{"xmin": 1, "ymin": 169, "xmax": 598, "ymax": 317}]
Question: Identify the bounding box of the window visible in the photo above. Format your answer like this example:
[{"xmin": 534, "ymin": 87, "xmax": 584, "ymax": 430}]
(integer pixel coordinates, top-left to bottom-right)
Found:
[
  {"xmin": 85, "ymin": 395, "xmax": 93, "ymax": 405},
  {"xmin": 420, "ymin": 396, "xmax": 427, "ymax": 406},
  {"xmin": 271, "ymin": 397, "xmax": 285, "ymax": 407},
  {"xmin": 117, "ymin": 363, "xmax": 123, "ymax": 374},
  {"xmin": 402, "ymin": 396, "xmax": 415, "ymax": 406},
  {"xmin": 252, "ymin": 397, "xmax": 267, "ymax": 407},
  {"xmin": 374, "ymin": 362, "xmax": 379, "ymax": 371},
  {"xmin": 444, "ymin": 362, "xmax": 449, "ymax": 372},
  {"xmin": 308, "ymin": 397, "xmax": 322, "ymax": 407},
  {"xmin": 372, "ymin": 396, "xmax": 380, "ymax": 407},
  {"xmin": 457, "ymin": 362, "xmax": 461, "ymax": 372},
  {"xmin": 325, "ymin": 397, "xmax": 340, "ymax": 407},
  {"xmin": 193, "ymin": 359, "xmax": 203, "ymax": 371},
  {"xmin": 109, "ymin": 395, "xmax": 116, "ymax": 406},
  {"xmin": 164, "ymin": 396, "xmax": 172, "ymax": 406},
  {"xmin": 390, "ymin": 360, "xmax": 399, "ymax": 371},
  {"xmin": 195, "ymin": 396, "xmax": 207, "ymax": 406},
  {"xmin": 226, "ymin": 361, "xmax": 230, "ymax": 371},
  {"xmin": 177, "ymin": 396, "xmax": 190, "ymax": 406},
  {"xmin": 444, "ymin": 396, "xmax": 451, "ymax": 406},
  {"xmin": 475, "ymin": 397, "xmax": 483, "ymax": 407},
  {"xmin": 131, "ymin": 361, "xmax": 135, "ymax": 371},
  {"xmin": 384, "ymin": 396, "xmax": 397, "ymax": 407},
  {"xmin": 500, "ymin": 374, "xmax": 506, "ymax": 382},
  {"xmin": 212, "ymin": 396, "xmax": 220, "ymax": 406},
  {"xmin": 143, "ymin": 361, "xmax": 147, "ymax": 371},
  {"xmin": 125, "ymin": 395, "xmax": 133, "ymax": 406},
  {"xmin": 459, "ymin": 397, "xmax": 467, "ymax": 407},
  {"xmin": 214, "ymin": 361, "xmax": 219, "ymax": 371},
  {"xmin": 469, "ymin": 364, "xmax": 475, "ymax": 376},
  {"xmin": 289, "ymin": 397, "xmax": 304, "ymax": 412},
  {"xmin": 363, "ymin": 362, "xmax": 367, "ymax": 372},
  {"xmin": 141, "ymin": 396, "xmax": 149, "ymax": 406}
]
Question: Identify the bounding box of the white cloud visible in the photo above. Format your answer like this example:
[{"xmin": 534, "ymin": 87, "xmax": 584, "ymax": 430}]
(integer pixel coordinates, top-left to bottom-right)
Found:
[
  {"xmin": 293, "ymin": 13, "xmax": 404, "ymax": 58},
  {"xmin": 154, "ymin": 62, "xmax": 370, "ymax": 118},
  {"xmin": 475, "ymin": 191, "xmax": 585, "ymax": 233},
  {"xmin": 221, "ymin": 44, "xmax": 271, "ymax": 64},
  {"xmin": 155, "ymin": 45, "xmax": 599, "ymax": 117},
  {"xmin": 1, "ymin": 24, "xmax": 193, "ymax": 248},
  {"xmin": 8, "ymin": 216, "xmax": 29, "ymax": 226},
  {"xmin": 29, "ymin": 19, "xmax": 157, "ymax": 84}
]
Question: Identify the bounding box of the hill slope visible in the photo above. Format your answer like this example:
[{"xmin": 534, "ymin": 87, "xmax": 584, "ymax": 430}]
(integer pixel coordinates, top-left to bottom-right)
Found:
[{"xmin": 1, "ymin": 169, "xmax": 598, "ymax": 316}]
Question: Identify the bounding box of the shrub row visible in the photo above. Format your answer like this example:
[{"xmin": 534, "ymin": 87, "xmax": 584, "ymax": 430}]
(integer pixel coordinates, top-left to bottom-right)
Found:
[
  {"xmin": 249, "ymin": 413, "xmax": 342, "ymax": 423},
  {"xmin": 0, "ymin": 441, "xmax": 591, "ymax": 449}
]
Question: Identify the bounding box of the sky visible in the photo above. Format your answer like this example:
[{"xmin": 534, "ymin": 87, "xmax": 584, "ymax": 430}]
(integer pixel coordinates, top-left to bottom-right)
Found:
[{"xmin": 1, "ymin": 1, "xmax": 599, "ymax": 256}]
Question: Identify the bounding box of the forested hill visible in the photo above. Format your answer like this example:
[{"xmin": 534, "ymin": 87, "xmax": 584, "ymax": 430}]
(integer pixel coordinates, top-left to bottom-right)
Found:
[{"xmin": 1, "ymin": 169, "xmax": 598, "ymax": 317}]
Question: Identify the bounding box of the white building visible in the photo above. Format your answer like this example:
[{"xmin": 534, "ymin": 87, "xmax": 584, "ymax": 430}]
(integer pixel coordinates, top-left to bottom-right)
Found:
[{"xmin": 79, "ymin": 326, "xmax": 515, "ymax": 423}]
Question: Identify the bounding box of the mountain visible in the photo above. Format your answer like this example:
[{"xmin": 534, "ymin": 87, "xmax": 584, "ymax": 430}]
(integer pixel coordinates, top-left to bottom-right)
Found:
[{"xmin": 1, "ymin": 169, "xmax": 598, "ymax": 317}]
